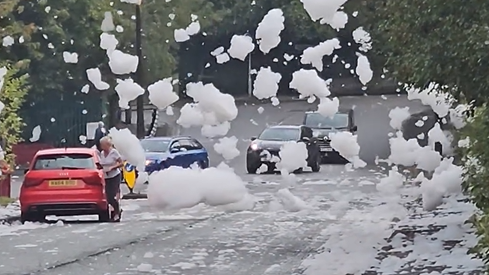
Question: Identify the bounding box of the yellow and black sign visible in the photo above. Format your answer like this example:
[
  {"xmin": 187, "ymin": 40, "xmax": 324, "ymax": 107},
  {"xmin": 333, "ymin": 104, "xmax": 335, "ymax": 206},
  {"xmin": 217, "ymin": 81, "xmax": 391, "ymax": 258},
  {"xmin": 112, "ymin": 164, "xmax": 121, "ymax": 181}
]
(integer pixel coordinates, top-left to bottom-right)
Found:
[{"xmin": 122, "ymin": 161, "xmax": 136, "ymax": 191}]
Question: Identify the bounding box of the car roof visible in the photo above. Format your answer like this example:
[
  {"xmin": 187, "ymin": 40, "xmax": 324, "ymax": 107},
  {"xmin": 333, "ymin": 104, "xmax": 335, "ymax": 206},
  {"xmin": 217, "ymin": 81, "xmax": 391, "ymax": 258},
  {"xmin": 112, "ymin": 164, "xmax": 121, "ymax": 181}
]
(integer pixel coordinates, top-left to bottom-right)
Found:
[
  {"xmin": 267, "ymin": 125, "xmax": 303, "ymax": 130},
  {"xmin": 142, "ymin": 136, "xmax": 194, "ymax": 141},
  {"xmin": 36, "ymin": 147, "xmax": 96, "ymax": 156},
  {"xmin": 305, "ymin": 109, "xmax": 351, "ymax": 114}
]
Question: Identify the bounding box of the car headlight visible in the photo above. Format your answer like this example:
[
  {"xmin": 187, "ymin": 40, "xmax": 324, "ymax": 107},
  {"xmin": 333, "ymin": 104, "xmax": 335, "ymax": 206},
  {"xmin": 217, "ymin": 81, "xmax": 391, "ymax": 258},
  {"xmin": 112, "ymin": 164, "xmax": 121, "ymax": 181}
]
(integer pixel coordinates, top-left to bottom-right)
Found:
[
  {"xmin": 145, "ymin": 160, "xmax": 152, "ymax": 166},
  {"xmin": 323, "ymin": 136, "xmax": 329, "ymax": 141},
  {"xmin": 250, "ymin": 143, "xmax": 259, "ymax": 150}
]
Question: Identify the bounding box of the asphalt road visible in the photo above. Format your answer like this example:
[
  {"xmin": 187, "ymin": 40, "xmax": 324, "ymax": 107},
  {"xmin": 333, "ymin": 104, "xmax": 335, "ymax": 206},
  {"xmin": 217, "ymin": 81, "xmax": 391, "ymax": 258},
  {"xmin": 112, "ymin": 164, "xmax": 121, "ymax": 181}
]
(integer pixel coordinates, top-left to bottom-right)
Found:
[{"xmin": 2, "ymin": 94, "xmax": 427, "ymax": 275}]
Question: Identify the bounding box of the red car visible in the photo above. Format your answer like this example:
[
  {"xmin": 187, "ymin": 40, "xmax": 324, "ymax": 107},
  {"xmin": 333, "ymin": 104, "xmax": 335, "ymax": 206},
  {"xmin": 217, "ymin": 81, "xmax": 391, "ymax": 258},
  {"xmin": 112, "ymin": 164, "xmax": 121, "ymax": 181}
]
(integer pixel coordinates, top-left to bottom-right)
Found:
[{"xmin": 19, "ymin": 148, "xmax": 113, "ymax": 223}]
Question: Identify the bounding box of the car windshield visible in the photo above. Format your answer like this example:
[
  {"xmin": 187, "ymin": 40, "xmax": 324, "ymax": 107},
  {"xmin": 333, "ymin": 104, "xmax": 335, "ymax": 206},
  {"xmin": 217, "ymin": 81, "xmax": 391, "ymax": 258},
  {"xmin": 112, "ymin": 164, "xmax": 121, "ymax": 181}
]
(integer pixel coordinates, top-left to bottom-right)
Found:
[
  {"xmin": 304, "ymin": 113, "xmax": 349, "ymax": 128},
  {"xmin": 258, "ymin": 128, "xmax": 300, "ymax": 141},
  {"xmin": 140, "ymin": 139, "xmax": 170, "ymax": 153},
  {"xmin": 33, "ymin": 154, "xmax": 95, "ymax": 170}
]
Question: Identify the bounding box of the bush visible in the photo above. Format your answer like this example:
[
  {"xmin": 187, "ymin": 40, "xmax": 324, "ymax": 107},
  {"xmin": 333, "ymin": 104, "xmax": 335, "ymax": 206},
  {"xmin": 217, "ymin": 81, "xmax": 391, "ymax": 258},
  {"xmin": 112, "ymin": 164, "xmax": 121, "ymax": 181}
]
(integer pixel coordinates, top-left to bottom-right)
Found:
[
  {"xmin": 460, "ymin": 105, "xmax": 489, "ymax": 268},
  {"xmin": 0, "ymin": 65, "xmax": 28, "ymax": 169}
]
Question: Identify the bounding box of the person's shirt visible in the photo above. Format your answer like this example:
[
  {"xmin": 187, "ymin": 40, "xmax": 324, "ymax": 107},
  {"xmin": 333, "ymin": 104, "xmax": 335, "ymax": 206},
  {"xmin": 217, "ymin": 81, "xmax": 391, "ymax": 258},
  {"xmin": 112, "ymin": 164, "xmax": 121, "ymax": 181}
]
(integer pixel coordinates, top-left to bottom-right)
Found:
[{"xmin": 97, "ymin": 148, "xmax": 121, "ymax": 179}]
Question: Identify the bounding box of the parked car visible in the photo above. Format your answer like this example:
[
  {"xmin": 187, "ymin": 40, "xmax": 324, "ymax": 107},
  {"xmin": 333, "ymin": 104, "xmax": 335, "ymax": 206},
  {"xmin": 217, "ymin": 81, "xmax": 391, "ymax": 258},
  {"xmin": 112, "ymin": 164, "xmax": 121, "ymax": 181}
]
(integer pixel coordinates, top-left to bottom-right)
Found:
[
  {"xmin": 19, "ymin": 148, "xmax": 115, "ymax": 223},
  {"xmin": 246, "ymin": 125, "xmax": 321, "ymax": 174},
  {"xmin": 302, "ymin": 109, "xmax": 357, "ymax": 162},
  {"xmin": 141, "ymin": 136, "xmax": 210, "ymax": 174}
]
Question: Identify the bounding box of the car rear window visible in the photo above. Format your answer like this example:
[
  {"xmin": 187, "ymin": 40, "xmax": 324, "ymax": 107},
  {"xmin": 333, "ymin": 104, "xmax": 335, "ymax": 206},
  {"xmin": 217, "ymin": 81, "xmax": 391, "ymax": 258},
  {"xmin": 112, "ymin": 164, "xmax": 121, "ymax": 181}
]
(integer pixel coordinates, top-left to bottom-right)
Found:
[{"xmin": 33, "ymin": 154, "xmax": 96, "ymax": 170}]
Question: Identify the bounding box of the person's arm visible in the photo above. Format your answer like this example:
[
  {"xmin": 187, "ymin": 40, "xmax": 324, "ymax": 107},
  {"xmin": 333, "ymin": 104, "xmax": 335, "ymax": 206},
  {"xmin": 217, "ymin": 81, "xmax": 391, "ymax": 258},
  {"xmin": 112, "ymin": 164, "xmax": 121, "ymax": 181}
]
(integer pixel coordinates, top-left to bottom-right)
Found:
[{"xmin": 109, "ymin": 150, "xmax": 124, "ymax": 170}]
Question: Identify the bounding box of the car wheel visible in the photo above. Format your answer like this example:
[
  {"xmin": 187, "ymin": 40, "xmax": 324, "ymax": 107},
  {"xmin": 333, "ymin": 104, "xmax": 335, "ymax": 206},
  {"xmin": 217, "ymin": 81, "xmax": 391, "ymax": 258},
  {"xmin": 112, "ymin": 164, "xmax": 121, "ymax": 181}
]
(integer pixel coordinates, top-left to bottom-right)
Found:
[
  {"xmin": 20, "ymin": 212, "xmax": 45, "ymax": 223},
  {"xmin": 98, "ymin": 208, "xmax": 111, "ymax": 222},
  {"xmin": 246, "ymin": 162, "xmax": 260, "ymax": 174},
  {"xmin": 310, "ymin": 155, "xmax": 321, "ymax": 172}
]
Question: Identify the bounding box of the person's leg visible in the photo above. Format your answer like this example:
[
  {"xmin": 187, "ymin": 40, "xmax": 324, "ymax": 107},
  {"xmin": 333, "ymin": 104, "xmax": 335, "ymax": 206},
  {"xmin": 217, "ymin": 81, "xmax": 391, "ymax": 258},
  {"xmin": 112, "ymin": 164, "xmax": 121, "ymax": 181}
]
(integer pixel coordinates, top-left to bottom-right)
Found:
[
  {"xmin": 105, "ymin": 176, "xmax": 120, "ymax": 217},
  {"xmin": 112, "ymin": 173, "xmax": 121, "ymax": 217}
]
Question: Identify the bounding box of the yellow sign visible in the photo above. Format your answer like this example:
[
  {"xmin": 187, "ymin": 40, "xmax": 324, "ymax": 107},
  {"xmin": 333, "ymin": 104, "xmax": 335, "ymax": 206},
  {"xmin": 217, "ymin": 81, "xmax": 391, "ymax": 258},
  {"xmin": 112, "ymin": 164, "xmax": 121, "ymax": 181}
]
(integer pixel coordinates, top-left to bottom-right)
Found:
[
  {"xmin": 122, "ymin": 162, "xmax": 136, "ymax": 190},
  {"xmin": 49, "ymin": 180, "xmax": 77, "ymax": 187}
]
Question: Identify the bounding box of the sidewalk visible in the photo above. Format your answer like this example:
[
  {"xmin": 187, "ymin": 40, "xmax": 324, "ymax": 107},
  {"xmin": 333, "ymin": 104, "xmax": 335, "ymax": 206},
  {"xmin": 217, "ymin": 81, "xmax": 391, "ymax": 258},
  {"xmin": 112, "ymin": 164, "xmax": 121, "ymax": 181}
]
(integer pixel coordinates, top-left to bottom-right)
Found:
[{"xmin": 365, "ymin": 197, "xmax": 482, "ymax": 275}]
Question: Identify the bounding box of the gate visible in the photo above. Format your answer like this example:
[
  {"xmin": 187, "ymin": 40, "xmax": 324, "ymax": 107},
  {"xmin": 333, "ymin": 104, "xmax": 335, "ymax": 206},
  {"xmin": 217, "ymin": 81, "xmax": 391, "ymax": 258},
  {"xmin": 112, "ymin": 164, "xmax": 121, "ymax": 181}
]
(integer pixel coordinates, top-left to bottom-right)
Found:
[{"xmin": 19, "ymin": 91, "xmax": 104, "ymax": 148}]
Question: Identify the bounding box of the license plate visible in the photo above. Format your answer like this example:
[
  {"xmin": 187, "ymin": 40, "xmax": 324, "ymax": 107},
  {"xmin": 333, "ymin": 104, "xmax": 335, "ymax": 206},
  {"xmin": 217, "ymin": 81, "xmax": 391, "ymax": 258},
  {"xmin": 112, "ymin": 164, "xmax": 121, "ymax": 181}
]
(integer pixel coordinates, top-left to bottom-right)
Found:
[
  {"xmin": 49, "ymin": 180, "xmax": 77, "ymax": 187},
  {"xmin": 321, "ymin": 147, "xmax": 333, "ymax": 152}
]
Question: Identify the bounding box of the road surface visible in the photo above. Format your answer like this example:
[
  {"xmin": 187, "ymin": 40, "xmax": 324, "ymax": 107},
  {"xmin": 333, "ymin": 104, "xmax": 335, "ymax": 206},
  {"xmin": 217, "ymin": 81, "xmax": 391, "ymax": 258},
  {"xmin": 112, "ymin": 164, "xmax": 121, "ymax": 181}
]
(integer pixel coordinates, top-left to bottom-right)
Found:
[{"xmin": 1, "ymin": 95, "xmax": 430, "ymax": 275}]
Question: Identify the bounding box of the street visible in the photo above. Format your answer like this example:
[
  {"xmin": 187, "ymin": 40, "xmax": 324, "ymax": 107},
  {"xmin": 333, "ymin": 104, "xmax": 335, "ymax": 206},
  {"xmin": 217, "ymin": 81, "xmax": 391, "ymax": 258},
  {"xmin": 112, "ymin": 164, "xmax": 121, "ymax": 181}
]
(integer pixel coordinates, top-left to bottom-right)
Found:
[{"xmin": 1, "ymin": 95, "xmax": 479, "ymax": 275}]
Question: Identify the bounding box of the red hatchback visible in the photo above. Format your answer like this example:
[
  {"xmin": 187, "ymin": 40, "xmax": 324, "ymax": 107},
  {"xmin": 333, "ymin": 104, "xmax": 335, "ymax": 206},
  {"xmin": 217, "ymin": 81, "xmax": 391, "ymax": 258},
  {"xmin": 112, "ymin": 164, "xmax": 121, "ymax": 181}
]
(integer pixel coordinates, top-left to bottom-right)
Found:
[{"xmin": 19, "ymin": 148, "xmax": 112, "ymax": 223}]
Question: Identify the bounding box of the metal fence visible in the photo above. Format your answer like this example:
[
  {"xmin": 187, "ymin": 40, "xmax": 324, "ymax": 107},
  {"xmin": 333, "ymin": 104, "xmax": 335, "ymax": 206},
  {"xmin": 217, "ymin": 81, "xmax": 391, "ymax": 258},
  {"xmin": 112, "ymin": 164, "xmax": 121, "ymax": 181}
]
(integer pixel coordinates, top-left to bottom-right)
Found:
[{"xmin": 19, "ymin": 91, "xmax": 103, "ymax": 148}]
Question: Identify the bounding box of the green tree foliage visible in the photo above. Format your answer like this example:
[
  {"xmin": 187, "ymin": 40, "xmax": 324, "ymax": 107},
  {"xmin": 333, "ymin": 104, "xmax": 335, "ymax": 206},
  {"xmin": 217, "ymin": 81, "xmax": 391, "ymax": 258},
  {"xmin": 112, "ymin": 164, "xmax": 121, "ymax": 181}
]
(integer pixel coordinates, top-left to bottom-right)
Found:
[
  {"xmin": 360, "ymin": 0, "xmax": 489, "ymax": 105},
  {"xmin": 459, "ymin": 105, "xmax": 489, "ymax": 269},
  {"xmin": 0, "ymin": 66, "xmax": 28, "ymax": 166}
]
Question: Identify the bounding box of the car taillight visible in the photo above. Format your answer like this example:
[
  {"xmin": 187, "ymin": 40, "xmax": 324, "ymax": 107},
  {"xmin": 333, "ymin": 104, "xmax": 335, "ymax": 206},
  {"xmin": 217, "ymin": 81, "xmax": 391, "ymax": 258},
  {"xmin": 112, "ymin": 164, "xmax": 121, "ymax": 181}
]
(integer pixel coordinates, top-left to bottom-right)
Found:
[
  {"xmin": 22, "ymin": 178, "xmax": 43, "ymax": 187},
  {"xmin": 84, "ymin": 173, "xmax": 104, "ymax": 185}
]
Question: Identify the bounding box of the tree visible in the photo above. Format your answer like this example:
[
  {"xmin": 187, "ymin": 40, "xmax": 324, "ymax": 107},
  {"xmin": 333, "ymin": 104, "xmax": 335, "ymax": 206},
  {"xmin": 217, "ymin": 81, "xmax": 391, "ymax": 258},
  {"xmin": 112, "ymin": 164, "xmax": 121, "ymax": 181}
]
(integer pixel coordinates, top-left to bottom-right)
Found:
[
  {"xmin": 360, "ymin": 0, "xmax": 489, "ymax": 105},
  {"xmin": 0, "ymin": 65, "xmax": 28, "ymax": 166}
]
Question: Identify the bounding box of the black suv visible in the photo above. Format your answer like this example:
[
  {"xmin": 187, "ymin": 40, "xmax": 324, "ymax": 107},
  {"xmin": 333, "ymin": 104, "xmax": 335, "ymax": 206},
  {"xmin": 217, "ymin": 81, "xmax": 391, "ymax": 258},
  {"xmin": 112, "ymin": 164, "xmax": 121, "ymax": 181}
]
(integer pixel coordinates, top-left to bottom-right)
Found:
[
  {"xmin": 246, "ymin": 125, "xmax": 321, "ymax": 174},
  {"xmin": 302, "ymin": 110, "xmax": 357, "ymax": 162}
]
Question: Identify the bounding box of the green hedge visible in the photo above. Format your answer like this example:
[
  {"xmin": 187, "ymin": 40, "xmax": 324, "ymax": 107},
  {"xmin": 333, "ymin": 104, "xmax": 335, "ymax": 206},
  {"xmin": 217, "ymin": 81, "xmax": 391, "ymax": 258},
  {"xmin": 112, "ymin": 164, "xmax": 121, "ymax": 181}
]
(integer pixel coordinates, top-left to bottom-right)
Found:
[{"xmin": 460, "ymin": 105, "xmax": 489, "ymax": 269}]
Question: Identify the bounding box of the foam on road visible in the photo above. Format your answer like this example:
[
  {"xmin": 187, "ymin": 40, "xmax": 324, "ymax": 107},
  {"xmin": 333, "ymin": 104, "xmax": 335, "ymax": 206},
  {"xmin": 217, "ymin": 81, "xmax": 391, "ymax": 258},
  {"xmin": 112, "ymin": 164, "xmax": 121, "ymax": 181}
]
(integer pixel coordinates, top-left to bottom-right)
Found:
[{"xmin": 34, "ymin": 176, "xmax": 384, "ymax": 275}]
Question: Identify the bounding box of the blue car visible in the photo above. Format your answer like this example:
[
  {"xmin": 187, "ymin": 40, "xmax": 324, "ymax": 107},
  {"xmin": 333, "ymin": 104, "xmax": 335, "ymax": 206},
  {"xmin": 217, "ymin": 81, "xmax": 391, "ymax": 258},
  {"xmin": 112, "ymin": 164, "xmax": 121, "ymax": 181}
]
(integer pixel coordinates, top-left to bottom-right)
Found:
[{"xmin": 140, "ymin": 136, "xmax": 210, "ymax": 174}]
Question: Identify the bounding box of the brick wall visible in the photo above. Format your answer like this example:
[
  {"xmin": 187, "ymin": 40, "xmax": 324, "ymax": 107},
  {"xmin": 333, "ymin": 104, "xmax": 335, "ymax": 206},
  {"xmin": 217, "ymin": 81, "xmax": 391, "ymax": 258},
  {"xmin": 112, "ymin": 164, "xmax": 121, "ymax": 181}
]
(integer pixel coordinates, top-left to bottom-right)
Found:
[{"xmin": 12, "ymin": 143, "xmax": 54, "ymax": 167}]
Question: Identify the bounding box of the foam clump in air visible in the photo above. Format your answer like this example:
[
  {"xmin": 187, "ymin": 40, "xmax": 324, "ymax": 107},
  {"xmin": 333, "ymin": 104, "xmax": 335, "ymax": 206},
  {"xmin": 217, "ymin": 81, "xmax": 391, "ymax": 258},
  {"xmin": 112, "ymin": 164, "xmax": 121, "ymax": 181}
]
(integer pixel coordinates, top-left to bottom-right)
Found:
[
  {"xmin": 147, "ymin": 78, "xmax": 179, "ymax": 110},
  {"xmin": 277, "ymin": 142, "xmax": 308, "ymax": 173},
  {"xmin": 329, "ymin": 131, "xmax": 366, "ymax": 168},
  {"xmin": 253, "ymin": 67, "xmax": 281, "ymax": 100},
  {"xmin": 115, "ymin": 78, "xmax": 145, "ymax": 109},
  {"xmin": 177, "ymin": 82, "xmax": 238, "ymax": 137},
  {"xmin": 352, "ymin": 27, "xmax": 372, "ymax": 52},
  {"xmin": 300, "ymin": 0, "xmax": 348, "ymax": 29},
  {"xmin": 120, "ymin": 0, "xmax": 141, "ymax": 4},
  {"xmin": 355, "ymin": 53, "xmax": 373, "ymax": 85},
  {"xmin": 2, "ymin": 36, "xmax": 14, "ymax": 47},
  {"xmin": 228, "ymin": 35, "xmax": 255, "ymax": 61},
  {"xmin": 86, "ymin": 68, "xmax": 109, "ymax": 90},
  {"xmin": 317, "ymin": 97, "xmax": 339, "ymax": 118},
  {"xmin": 289, "ymin": 69, "xmax": 331, "ymax": 99},
  {"xmin": 213, "ymin": 136, "xmax": 240, "ymax": 160},
  {"xmin": 301, "ymin": 39, "xmax": 341, "ymax": 71},
  {"xmin": 174, "ymin": 20, "xmax": 200, "ymax": 42},
  {"xmin": 108, "ymin": 127, "xmax": 146, "ymax": 172},
  {"xmin": 389, "ymin": 107, "xmax": 411, "ymax": 130},
  {"xmin": 147, "ymin": 166, "xmax": 249, "ymax": 210},
  {"xmin": 100, "ymin": 33, "xmax": 118, "ymax": 52},
  {"xmin": 63, "ymin": 52, "xmax": 78, "ymax": 63},
  {"xmin": 101, "ymin": 11, "xmax": 115, "ymax": 32},
  {"xmin": 108, "ymin": 50, "xmax": 139, "ymax": 75},
  {"xmin": 255, "ymin": 8, "xmax": 285, "ymax": 54},
  {"xmin": 29, "ymin": 125, "xmax": 42, "ymax": 142},
  {"xmin": 406, "ymin": 83, "xmax": 452, "ymax": 118}
]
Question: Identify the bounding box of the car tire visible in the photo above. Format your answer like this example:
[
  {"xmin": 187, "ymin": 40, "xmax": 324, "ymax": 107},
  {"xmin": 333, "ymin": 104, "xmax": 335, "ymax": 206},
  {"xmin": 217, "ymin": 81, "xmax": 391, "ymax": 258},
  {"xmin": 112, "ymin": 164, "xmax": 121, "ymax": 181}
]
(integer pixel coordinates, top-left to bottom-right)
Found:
[
  {"xmin": 20, "ymin": 212, "xmax": 45, "ymax": 223},
  {"xmin": 98, "ymin": 208, "xmax": 111, "ymax": 222},
  {"xmin": 246, "ymin": 162, "xmax": 260, "ymax": 174}
]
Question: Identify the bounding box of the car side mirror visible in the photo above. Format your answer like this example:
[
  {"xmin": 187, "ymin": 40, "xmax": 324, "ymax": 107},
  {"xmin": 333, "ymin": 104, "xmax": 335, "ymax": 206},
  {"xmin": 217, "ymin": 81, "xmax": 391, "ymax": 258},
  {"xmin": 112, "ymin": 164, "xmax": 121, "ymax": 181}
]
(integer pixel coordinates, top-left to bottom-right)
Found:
[
  {"xmin": 170, "ymin": 147, "xmax": 180, "ymax": 153},
  {"xmin": 24, "ymin": 169, "xmax": 29, "ymax": 174},
  {"xmin": 351, "ymin": 125, "xmax": 358, "ymax": 132},
  {"xmin": 251, "ymin": 137, "xmax": 257, "ymax": 141},
  {"xmin": 96, "ymin": 163, "xmax": 103, "ymax": 170}
]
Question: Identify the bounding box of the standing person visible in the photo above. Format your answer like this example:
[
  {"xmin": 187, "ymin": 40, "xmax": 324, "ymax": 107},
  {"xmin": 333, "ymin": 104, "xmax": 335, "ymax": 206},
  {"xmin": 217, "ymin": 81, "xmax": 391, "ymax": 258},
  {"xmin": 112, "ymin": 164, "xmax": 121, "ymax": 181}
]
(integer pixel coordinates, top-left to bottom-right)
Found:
[
  {"xmin": 94, "ymin": 121, "xmax": 107, "ymax": 151},
  {"xmin": 97, "ymin": 136, "xmax": 123, "ymax": 222}
]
